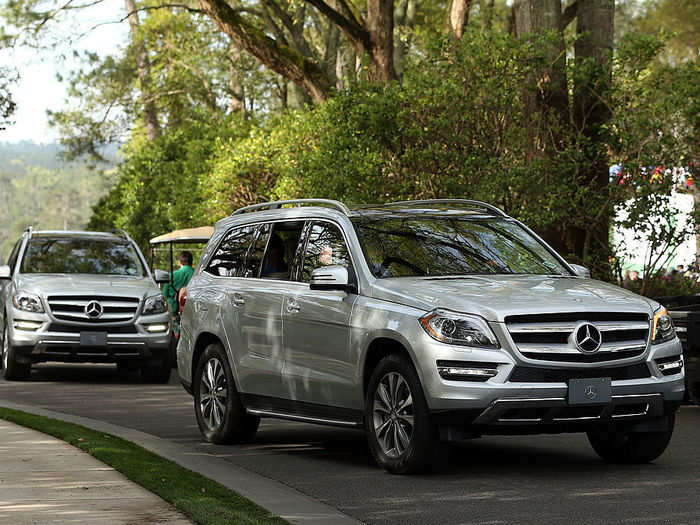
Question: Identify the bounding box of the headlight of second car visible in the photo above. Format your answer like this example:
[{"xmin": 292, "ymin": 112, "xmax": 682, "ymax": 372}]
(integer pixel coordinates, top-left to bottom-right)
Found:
[
  {"xmin": 419, "ymin": 309, "xmax": 499, "ymax": 348},
  {"xmin": 13, "ymin": 292, "xmax": 45, "ymax": 313},
  {"xmin": 652, "ymin": 307, "xmax": 676, "ymax": 344},
  {"xmin": 143, "ymin": 294, "xmax": 168, "ymax": 315}
]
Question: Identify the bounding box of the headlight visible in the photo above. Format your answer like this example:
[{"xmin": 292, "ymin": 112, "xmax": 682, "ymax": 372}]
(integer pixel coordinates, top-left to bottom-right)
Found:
[
  {"xmin": 12, "ymin": 292, "xmax": 45, "ymax": 313},
  {"xmin": 652, "ymin": 307, "xmax": 676, "ymax": 344},
  {"xmin": 419, "ymin": 309, "xmax": 499, "ymax": 348},
  {"xmin": 143, "ymin": 294, "xmax": 168, "ymax": 315}
]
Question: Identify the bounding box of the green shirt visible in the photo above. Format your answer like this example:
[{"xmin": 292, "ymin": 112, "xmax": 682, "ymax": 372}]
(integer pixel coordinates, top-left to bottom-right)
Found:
[{"xmin": 163, "ymin": 265, "xmax": 194, "ymax": 314}]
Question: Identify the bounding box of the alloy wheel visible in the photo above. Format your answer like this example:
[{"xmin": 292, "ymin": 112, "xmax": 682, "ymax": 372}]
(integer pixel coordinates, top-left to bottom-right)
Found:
[
  {"xmin": 199, "ymin": 357, "xmax": 228, "ymax": 431},
  {"xmin": 373, "ymin": 371, "xmax": 415, "ymax": 458}
]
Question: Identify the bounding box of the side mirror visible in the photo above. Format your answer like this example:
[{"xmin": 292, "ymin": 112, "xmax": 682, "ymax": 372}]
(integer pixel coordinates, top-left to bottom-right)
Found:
[
  {"xmin": 310, "ymin": 265, "xmax": 354, "ymax": 292},
  {"xmin": 569, "ymin": 264, "xmax": 591, "ymax": 279},
  {"xmin": 153, "ymin": 269, "xmax": 170, "ymax": 284},
  {"xmin": 0, "ymin": 265, "xmax": 11, "ymax": 280}
]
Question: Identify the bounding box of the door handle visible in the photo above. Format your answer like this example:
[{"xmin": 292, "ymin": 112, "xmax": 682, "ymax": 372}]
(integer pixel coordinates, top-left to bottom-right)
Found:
[
  {"xmin": 286, "ymin": 298, "xmax": 300, "ymax": 313},
  {"xmin": 232, "ymin": 293, "xmax": 245, "ymax": 307}
]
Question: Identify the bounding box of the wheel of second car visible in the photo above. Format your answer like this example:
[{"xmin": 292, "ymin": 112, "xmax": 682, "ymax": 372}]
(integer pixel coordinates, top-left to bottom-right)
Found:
[
  {"xmin": 365, "ymin": 353, "xmax": 439, "ymax": 474},
  {"xmin": 2, "ymin": 322, "xmax": 31, "ymax": 381},
  {"xmin": 193, "ymin": 342, "xmax": 259, "ymax": 444}
]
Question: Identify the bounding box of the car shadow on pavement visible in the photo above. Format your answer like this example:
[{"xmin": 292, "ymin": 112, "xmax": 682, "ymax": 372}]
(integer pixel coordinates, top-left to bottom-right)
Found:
[{"xmin": 24, "ymin": 363, "xmax": 147, "ymax": 385}]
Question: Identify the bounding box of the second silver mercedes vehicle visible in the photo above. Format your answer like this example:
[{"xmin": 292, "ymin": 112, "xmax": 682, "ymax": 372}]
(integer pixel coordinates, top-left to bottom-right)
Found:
[
  {"xmin": 177, "ymin": 199, "xmax": 684, "ymax": 474},
  {"xmin": 0, "ymin": 228, "xmax": 172, "ymax": 383}
]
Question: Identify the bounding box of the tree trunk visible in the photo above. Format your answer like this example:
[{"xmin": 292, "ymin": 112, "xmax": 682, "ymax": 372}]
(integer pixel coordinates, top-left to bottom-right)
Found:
[
  {"xmin": 200, "ymin": 0, "xmax": 331, "ymax": 103},
  {"xmin": 573, "ymin": 0, "xmax": 614, "ymax": 271},
  {"xmin": 513, "ymin": 0, "xmax": 573, "ymax": 259},
  {"xmin": 393, "ymin": 0, "xmax": 416, "ymax": 76},
  {"xmin": 446, "ymin": 0, "xmax": 471, "ymax": 40},
  {"xmin": 366, "ymin": 0, "xmax": 396, "ymax": 83},
  {"xmin": 124, "ymin": 0, "xmax": 160, "ymax": 140},
  {"xmin": 512, "ymin": 0, "xmax": 568, "ymax": 144},
  {"xmin": 228, "ymin": 45, "xmax": 245, "ymax": 117}
]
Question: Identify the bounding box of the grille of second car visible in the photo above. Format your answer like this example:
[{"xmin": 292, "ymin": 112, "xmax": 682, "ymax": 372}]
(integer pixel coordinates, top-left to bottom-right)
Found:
[{"xmin": 47, "ymin": 295, "xmax": 140, "ymax": 324}]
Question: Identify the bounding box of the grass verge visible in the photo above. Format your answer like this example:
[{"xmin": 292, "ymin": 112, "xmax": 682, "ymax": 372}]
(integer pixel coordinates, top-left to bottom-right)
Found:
[{"xmin": 0, "ymin": 407, "xmax": 288, "ymax": 525}]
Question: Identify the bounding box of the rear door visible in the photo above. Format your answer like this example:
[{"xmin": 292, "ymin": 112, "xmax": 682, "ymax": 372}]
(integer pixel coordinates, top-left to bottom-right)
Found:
[
  {"xmin": 282, "ymin": 220, "xmax": 360, "ymax": 410},
  {"xmin": 202, "ymin": 223, "xmax": 286, "ymax": 398}
]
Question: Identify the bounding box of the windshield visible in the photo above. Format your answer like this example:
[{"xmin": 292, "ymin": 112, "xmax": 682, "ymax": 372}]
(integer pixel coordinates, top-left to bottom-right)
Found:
[
  {"xmin": 21, "ymin": 238, "xmax": 145, "ymax": 276},
  {"xmin": 351, "ymin": 216, "xmax": 570, "ymax": 278}
]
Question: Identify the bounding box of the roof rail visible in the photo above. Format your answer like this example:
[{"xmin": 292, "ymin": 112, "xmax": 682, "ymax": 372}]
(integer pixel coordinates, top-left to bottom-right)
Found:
[
  {"xmin": 376, "ymin": 199, "xmax": 508, "ymax": 217},
  {"xmin": 231, "ymin": 199, "xmax": 351, "ymax": 216},
  {"xmin": 110, "ymin": 228, "xmax": 130, "ymax": 240},
  {"xmin": 22, "ymin": 226, "xmax": 34, "ymax": 238}
]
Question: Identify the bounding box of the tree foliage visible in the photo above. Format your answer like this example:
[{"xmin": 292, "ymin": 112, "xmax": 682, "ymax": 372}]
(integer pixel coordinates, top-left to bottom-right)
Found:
[{"xmin": 1, "ymin": 0, "xmax": 697, "ymax": 289}]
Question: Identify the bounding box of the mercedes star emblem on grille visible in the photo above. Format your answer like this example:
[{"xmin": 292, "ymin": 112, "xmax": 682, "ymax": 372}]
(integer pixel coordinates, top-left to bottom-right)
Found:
[
  {"xmin": 85, "ymin": 301, "xmax": 104, "ymax": 319},
  {"xmin": 573, "ymin": 322, "xmax": 602, "ymax": 353}
]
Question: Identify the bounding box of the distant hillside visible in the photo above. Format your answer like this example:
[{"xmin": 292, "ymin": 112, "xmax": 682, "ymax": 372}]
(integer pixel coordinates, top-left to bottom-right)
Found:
[{"xmin": 0, "ymin": 141, "xmax": 117, "ymax": 259}]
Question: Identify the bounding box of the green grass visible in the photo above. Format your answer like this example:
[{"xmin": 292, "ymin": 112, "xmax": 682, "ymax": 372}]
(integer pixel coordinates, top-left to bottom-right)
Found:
[{"xmin": 0, "ymin": 407, "xmax": 288, "ymax": 525}]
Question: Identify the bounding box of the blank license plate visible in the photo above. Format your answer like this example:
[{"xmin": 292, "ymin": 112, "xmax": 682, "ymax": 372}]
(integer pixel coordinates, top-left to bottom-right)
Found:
[
  {"xmin": 80, "ymin": 332, "xmax": 107, "ymax": 347},
  {"xmin": 568, "ymin": 377, "xmax": 611, "ymax": 405}
]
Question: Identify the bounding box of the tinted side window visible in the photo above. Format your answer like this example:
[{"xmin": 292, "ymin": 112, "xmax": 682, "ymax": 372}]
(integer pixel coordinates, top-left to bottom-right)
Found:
[
  {"xmin": 301, "ymin": 222, "xmax": 352, "ymax": 282},
  {"xmin": 205, "ymin": 226, "xmax": 256, "ymax": 277},
  {"xmin": 260, "ymin": 221, "xmax": 305, "ymax": 281},
  {"xmin": 241, "ymin": 224, "xmax": 271, "ymax": 278}
]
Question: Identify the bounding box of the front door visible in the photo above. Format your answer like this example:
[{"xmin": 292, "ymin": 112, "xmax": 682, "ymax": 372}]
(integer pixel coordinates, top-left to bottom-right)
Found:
[{"xmin": 282, "ymin": 221, "xmax": 359, "ymax": 410}]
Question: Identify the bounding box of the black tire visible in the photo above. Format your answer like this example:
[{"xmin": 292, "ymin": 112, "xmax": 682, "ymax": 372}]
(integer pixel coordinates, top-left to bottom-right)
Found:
[
  {"xmin": 193, "ymin": 342, "xmax": 259, "ymax": 444},
  {"xmin": 1, "ymin": 322, "xmax": 31, "ymax": 381},
  {"xmin": 365, "ymin": 353, "xmax": 439, "ymax": 474},
  {"xmin": 688, "ymin": 381, "xmax": 700, "ymax": 405},
  {"xmin": 141, "ymin": 350, "xmax": 173, "ymax": 384},
  {"xmin": 587, "ymin": 413, "xmax": 676, "ymax": 464}
]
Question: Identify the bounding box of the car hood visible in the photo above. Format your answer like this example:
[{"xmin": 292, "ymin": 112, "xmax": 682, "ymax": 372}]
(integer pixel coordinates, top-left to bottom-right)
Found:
[
  {"xmin": 15, "ymin": 274, "xmax": 159, "ymax": 299},
  {"xmin": 369, "ymin": 275, "xmax": 656, "ymax": 322}
]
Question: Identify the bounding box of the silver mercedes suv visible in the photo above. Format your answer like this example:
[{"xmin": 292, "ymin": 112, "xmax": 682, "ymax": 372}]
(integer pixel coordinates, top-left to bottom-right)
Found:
[
  {"xmin": 0, "ymin": 228, "xmax": 172, "ymax": 382},
  {"xmin": 177, "ymin": 199, "xmax": 684, "ymax": 474}
]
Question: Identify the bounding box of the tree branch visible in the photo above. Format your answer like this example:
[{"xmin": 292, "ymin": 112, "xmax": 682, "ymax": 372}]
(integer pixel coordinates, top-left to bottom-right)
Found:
[
  {"xmin": 199, "ymin": 0, "xmax": 330, "ymax": 102},
  {"xmin": 561, "ymin": 0, "xmax": 578, "ymax": 30},
  {"xmin": 304, "ymin": 0, "xmax": 371, "ymax": 55}
]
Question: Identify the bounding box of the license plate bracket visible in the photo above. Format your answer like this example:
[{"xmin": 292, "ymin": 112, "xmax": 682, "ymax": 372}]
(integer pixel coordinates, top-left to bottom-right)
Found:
[
  {"xmin": 567, "ymin": 377, "xmax": 611, "ymax": 405},
  {"xmin": 80, "ymin": 332, "xmax": 108, "ymax": 347}
]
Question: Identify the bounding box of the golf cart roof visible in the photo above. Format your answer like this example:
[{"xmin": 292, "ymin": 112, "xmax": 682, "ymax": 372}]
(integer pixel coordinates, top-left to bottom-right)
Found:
[{"xmin": 149, "ymin": 226, "xmax": 214, "ymax": 245}]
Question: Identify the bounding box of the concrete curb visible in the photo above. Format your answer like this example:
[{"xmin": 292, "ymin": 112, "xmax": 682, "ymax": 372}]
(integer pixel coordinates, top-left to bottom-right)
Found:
[{"xmin": 0, "ymin": 400, "xmax": 363, "ymax": 525}]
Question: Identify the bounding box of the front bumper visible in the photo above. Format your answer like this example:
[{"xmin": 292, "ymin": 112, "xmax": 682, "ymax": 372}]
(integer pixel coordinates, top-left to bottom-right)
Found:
[
  {"xmin": 9, "ymin": 311, "xmax": 171, "ymax": 365},
  {"xmin": 414, "ymin": 333, "xmax": 685, "ymax": 432}
]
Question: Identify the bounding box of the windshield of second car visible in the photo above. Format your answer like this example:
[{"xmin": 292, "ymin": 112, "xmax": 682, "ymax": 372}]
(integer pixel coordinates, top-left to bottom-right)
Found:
[
  {"xmin": 351, "ymin": 216, "xmax": 570, "ymax": 278},
  {"xmin": 21, "ymin": 238, "xmax": 145, "ymax": 276}
]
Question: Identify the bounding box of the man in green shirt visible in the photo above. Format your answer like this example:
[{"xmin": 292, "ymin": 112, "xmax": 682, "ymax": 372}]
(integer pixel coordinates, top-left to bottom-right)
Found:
[{"xmin": 163, "ymin": 251, "xmax": 194, "ymax": 315}]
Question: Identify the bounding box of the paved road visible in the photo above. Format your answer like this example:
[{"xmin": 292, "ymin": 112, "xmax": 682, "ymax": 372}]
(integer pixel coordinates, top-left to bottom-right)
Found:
[{"xmin": 1, "ymin": 364, "xmax": 699, "ymax": 525}]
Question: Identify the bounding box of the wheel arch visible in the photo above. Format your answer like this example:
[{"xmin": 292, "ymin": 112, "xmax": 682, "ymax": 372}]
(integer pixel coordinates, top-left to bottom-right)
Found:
[
  {"xmin": 362, "ymin": 335, "xmax": 424, "ymax": 399},
  {"xmin": 191, "ymin": 331, "xmax": 234, "ymax": 386}
]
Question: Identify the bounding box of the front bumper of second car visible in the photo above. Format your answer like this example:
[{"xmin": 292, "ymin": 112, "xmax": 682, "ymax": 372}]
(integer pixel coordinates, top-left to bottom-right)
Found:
[{"xmin": 8, "ymin": 309, "xmax": 171, "ymax": 365}]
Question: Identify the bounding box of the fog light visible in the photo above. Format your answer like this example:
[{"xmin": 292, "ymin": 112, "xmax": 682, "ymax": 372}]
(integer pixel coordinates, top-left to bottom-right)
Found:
[
  {"xmin": 656, "ymin": 357, "xmax": 683, "ymax": 376},
  {"xmin": 437, "ymin": 360, "xmax": 499, "ymax": 382},
  {"xmin": 146, "ymin": 323, "xmax": 168, "ymax": 333},
  {"xmin": 14, "ymin": 320, "xmax": 43, "ymax": 331}
]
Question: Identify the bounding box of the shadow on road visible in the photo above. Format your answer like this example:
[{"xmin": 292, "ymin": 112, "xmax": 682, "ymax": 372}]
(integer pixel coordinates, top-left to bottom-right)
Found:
[{"xmin": 24, "ymin": 363, "xmax": 152, "ymax": 384}]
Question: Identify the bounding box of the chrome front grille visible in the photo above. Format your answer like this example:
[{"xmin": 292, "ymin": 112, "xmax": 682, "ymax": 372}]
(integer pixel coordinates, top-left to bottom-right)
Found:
[
  {"xmin": 47, "ymin": 295, "xmax": 140, "ymax": 323},
  {"xmin": 505, "ymin": 312, "xmax": 650, "ymax": 363}
]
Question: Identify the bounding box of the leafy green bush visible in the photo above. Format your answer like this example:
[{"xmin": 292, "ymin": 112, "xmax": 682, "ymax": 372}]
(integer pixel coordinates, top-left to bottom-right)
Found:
[{"xmin": 89, "ymin": 114, "xmax": 250, "ymax": 248}]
